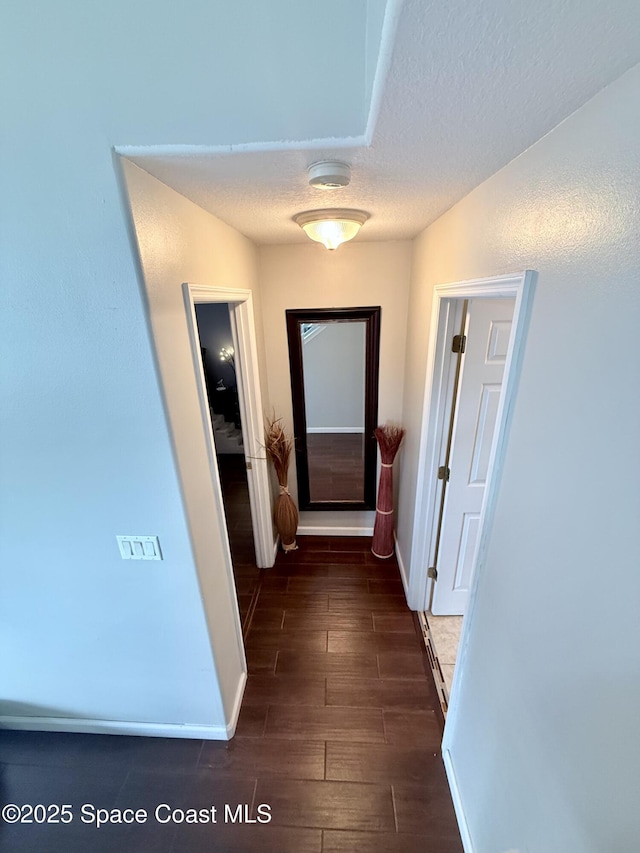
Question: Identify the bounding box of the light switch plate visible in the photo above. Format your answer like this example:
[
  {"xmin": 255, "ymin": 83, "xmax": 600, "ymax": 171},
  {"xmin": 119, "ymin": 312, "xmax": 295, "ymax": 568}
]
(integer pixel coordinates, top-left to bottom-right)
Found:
[{"xmin": 117, "ymin": 535, "xmax": 162, "ymax": 561}]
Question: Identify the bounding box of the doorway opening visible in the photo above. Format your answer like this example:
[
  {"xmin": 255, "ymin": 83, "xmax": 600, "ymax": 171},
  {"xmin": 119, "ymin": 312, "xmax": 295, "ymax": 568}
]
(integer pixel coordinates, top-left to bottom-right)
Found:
[
  {"xmin": 194, "ymin": 302, "xmax": 260, "ymax": 632},
  {"xmin": 409, "ymin": 271, "xmax": 534, "ymax": 718},
  {"xmin": 182, "ymin": 284, "xmax": 275, "ymax": 639}
]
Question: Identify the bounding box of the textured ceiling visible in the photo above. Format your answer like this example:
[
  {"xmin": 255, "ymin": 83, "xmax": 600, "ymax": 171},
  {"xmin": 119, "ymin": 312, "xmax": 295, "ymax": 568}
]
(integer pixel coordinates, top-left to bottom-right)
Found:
[{"xmin": 125, "ymin": 0, "xmax": 640, "ymax": 245}]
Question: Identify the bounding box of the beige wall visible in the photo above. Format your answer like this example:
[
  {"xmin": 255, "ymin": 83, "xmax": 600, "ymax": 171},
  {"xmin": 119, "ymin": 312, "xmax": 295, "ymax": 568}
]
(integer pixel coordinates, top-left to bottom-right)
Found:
[
  {"xmin": 258, "ymin": 240, "xmax": 412, "ymax": 532},
  {"xmin": 398, "ymin": 65, "xmax": 640, "ymax": 851},
  {"xmin": 122, "ymin": 159, "xmax": 270, "ymax": 729}
]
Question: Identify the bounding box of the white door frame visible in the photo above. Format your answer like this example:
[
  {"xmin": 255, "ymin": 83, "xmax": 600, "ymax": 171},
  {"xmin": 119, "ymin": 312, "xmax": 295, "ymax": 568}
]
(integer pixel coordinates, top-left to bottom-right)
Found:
[
  {"xmin": 182, "ymin": 283, "xmax": 275, "ymax": 568},
  {"xmin": 409, "ymin": 271, "xmax": 535, "ymax": 613}
]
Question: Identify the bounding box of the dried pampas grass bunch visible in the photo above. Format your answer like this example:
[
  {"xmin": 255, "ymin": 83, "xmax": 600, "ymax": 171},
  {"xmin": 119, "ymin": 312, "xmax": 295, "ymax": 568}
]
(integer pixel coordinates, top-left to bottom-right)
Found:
[
  {"xmin": 264, "ymin": 413, "xmax": 298, "ymax": 553},
  {"xmin": 371, "ymin": 422, "xmax": 406, "ymax": 560},
  {"xmin": 374, "ymin": 423, "xmax": 405, "ymax": 462}
]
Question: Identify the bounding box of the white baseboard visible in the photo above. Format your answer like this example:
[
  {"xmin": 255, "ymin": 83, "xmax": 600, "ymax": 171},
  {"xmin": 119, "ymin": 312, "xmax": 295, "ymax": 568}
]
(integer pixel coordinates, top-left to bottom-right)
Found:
[
  {"xmin": 0, "ymin": 673, "xmax": 248, "ymax": 742},
  {"xmin": 394, "ymin": 535, "xmax": 410, "ymax": 600},
  {"xmin": 443, "ymin": 749, "xmax": 474, "ymax": 852},
  {"xmin": 272, "ymin": 534, "xmax": 281, "ymax": 561},
  {"xmin": 225, "ymin": 670, "xmax": 247, "ymax": 738},
  {"xmin": 306, "ymin": 427, "xmax": 365, "ymax": 434},
  {"xmin": 298, "ymin": 526, "xmax": 373, "ymax": 537},
  {"xmin": 0, "ymin": 716, "xmax": 230, "ymax": 741}
]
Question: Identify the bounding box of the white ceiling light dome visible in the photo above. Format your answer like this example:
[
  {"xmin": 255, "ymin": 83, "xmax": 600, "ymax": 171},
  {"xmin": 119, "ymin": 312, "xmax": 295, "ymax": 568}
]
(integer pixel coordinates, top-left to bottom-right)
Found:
[
  {"xmin": 293, "ymin": 209, "xmax": 370, "ymax": 250},
  {"xmin": 307, "ymin": 161, "xmax": 351, "ymax": 189}
]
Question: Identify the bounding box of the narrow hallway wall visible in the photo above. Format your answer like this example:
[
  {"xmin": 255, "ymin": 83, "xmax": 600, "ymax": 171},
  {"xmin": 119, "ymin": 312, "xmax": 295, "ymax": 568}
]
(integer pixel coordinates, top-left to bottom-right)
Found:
[
  {"xmin": 122, "ymin": 160, "xmax": 270, "ymax": 730},
  {"xmin": 398, "ymin": 65, "xmax": 640, "ymax": 851}
]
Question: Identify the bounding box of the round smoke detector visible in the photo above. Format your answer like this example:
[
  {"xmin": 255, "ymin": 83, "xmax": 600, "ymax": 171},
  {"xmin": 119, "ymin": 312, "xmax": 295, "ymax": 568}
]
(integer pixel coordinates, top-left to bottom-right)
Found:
[{"xmin": 307, "ymin": 160, "xmax": 351, "ymax": 189}]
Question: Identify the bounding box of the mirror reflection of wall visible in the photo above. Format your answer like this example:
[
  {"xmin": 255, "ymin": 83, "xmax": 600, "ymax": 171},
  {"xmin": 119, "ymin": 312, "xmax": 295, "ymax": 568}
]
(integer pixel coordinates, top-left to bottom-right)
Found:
[
  {"xmin": 301, "ymin": 321, "xmax": 366, "ymax": 503},
  {"xmin": 286, "ymin": 306, "xmax": 380, "ymax": 511}
]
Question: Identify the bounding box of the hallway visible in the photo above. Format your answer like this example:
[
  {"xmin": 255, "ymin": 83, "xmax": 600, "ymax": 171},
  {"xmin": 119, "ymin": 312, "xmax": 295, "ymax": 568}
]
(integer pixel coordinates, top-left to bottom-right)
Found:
[
  {"xmin": 0, "ymin": 538, "xmax": 462, "ymax": 852},
  {"xmin": 235, "ymin": 535, "xmax": 464, "ymax": 851}
]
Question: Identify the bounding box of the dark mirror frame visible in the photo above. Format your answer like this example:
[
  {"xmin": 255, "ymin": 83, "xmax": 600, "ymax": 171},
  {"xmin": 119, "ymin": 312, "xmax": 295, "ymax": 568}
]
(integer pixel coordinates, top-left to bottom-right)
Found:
[{"xmin": 286, "ymin": 306, "xmax": 381, "ymax": 511}]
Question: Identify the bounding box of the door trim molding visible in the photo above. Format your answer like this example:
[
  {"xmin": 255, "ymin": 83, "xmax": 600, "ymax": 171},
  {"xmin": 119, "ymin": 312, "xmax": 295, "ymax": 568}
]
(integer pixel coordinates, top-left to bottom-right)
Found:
[
  {"xmin": 410, "ymin": 272, "xmax": 535, "ymax": 759},
  {"xmin": 182, "ymin": 284, "xmax": 275, "ymax": 568},
  {"xmin": 430, "ymin": 296, "xmax": 515, "ymax": 616},
  {"xmin": 409, "ymin": 271, "xmax": 535, "ymax": 613},
  {"xmin": 409, "ymin": 271, "xmax": 535, "ymax": 848}
]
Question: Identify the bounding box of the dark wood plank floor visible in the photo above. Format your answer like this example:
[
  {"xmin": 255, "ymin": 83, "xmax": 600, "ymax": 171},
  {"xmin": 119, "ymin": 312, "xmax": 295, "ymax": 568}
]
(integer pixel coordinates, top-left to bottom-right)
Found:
[
  {"xmin": 0, "ymin": 537, "xmax": 463, "ymax": 852},
  {"xmin": 237, "ymin": 536, "xmax": 463, "ymax": 851}
]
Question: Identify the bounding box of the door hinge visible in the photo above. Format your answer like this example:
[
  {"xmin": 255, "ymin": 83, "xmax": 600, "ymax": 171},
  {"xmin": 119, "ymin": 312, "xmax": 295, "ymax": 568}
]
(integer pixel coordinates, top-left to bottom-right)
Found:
[
  {"xmin": 427, "ymin": 566, "xmax": 438, "ymax": 581},
  {"xmin": 246, "ymin": 461, "xmax": 252, "ymax": 470},
  {"xmin": 437, "ymin": 466, "xmax": 450, "ymax": 482},
  {"xmin": 452, "ymin": 334, "xmax": 466, "ymax": 354}
]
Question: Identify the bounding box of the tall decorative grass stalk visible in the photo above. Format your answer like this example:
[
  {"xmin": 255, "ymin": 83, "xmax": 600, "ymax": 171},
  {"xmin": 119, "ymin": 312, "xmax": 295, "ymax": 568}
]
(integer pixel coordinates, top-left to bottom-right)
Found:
[
  {"xmin": 264, "ymin": 414, "xmax": 298, "ymax": 553},
  {"xmin": 371, "ymin": 423, "xmax": 405, "ymax": 559}
]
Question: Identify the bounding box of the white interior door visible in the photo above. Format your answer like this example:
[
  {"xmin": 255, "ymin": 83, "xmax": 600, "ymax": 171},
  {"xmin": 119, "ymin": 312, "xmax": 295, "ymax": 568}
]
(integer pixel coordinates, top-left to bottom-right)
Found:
[{"xmin": 431, "ymin": 297, "xmax": 515, "ymax": 615}]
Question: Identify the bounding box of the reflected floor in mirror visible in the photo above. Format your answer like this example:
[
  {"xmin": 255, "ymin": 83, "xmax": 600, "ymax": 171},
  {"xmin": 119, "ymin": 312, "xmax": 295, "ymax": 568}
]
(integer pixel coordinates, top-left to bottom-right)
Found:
[{"xmin": 307, "ymin": 434, "xmax": 365, "ymax": 503}]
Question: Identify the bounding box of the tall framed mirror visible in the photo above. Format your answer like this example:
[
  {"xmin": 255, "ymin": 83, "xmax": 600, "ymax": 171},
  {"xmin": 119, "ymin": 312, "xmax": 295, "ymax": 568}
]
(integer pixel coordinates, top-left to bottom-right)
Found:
[{"xmin": 286, "ymin": 307, "xmax": 381, "ymax": 511}]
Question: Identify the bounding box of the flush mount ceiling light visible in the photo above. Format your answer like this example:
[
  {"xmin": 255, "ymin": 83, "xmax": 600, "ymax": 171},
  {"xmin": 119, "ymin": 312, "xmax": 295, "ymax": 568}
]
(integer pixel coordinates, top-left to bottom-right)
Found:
[
  {"xmin": 293, "ymin": 209, "xmax": 370, "ymax": 251},
  {"xmin": 307, "ymin": 160, "xmax": 351, "ymax": 189}
]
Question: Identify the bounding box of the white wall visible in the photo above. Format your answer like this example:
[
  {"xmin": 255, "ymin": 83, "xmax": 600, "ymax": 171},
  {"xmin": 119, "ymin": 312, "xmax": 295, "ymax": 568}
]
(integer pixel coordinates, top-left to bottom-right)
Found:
[
  {"xmin": 1, "ymin": 1, "xmax": 371, "ymax": 148},
  {"xmin": 0, "ymin": 152, "xmax": 227, "ymax": 733},
  {"xmin": 259, "ymin": 240, "xmax": 412, "ymax": 532},
  {"xmin": 0, "ymin": 0, "xmax": 377, "ymax": 735},
  {"xmin": 365, "ymin": 0, "xmax": 390, "ymax": 108},
  {"xmin": 304, "ymin": 323, "xmax": 366, "ymax": 431},
  {"xmin": 398, "ymin": 65, "xmax": 640, "ymax": 851}
]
